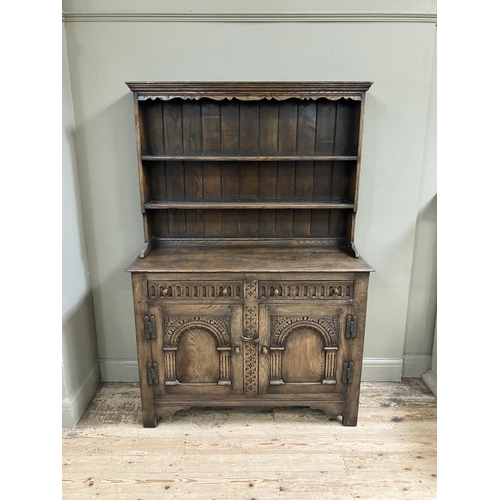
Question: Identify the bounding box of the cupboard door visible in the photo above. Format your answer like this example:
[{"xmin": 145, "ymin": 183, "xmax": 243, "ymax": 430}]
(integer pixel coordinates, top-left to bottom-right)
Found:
[
  {"xmin": 149, "ymin": 303, "xmax": 243, "ymax": 396},
  {"xmin": 258, "ymin": 303, "xmax": 351, "ymax": 395}
]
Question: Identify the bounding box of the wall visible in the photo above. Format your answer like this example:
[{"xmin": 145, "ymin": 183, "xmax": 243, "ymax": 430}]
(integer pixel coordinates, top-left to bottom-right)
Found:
[
  {"xmin": 403, "ymin": 31, "xmax": 437, "ymax": 377},
  {"xmin": 62, "ymin": 25, "xmax": 100, "ymax": 427},
  {"xmin": 62, "ymin": 0, "xmax": 437, "ymax": 382}
]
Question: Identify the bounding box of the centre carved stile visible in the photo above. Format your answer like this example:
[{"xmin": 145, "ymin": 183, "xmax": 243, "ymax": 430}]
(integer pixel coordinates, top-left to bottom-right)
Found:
[{"xmin": 243, "ymin": 281, "xmax": 259, "ymax": 393}]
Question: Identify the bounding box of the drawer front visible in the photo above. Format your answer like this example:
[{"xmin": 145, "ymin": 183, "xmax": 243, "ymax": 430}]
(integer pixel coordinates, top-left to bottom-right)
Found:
[
  {"xmin": 259, "ymin": 281, "xmax": 354, "ymax": 300},
  {"xmin": 147, "ymin": 280, "xmax": 243, "ymax": 301}
]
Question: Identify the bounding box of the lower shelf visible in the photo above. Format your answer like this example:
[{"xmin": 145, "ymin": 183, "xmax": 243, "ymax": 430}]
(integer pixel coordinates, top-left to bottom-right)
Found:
[{"xmin": 144, "ymin": 201, "xmax": 355, "ymax": 210}]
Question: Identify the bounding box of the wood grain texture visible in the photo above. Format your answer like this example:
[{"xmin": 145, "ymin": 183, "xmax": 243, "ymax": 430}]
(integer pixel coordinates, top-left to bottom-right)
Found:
[
  {"xmin": 126, "ymin": 247, "xmax": 374, "ymax": 273},
  {"xmin": 142, "ymin": 154, "xmax": 358, "ymax": 161},
  {"xmin": 63, "ymin": 379, "xmax": 436, "ymax": 499},
  {"xmin": 176, "ymin": 328, "xmax": 220, "ymax": 384},
  {"xmin": 281, "ymin": 327, "xmax": 325, "ymax": 383},
  {"xmin": 130, "ymin": 274, "xmax": 156, "ymax": 427},
  {"xmin": 145, "ymin": 201, "xmax": 354, "ymax": 209}
]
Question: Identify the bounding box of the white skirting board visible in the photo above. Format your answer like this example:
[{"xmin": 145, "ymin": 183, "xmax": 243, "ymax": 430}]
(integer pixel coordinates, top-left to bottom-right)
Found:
[
  {"xmin": 402, "ymin": 354, "xmax": 432, "ymax": 378},
  {"xmin": 62, "ymin": 363, "xmax": 101, "ymax": 428},
  {"xmin": 421, "ymin": 369, "xmax": 437, "ymax": 397},
  {"xmin": 99, "ymin": 359, "xmax": 140, "ymax": 382},
  {"xmin": 99, "ymin": 358, "xmax": 405, "ymax": 383}
]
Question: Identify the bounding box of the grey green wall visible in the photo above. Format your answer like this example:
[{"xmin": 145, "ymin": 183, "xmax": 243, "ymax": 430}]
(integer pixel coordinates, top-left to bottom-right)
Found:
[
  {"xmin": 62, "ymin": 1, "xmax": 437, "ymax": 393},
  {"xmin": 62, "ymin": 25, "xmax": 100, "ymax": 428}
]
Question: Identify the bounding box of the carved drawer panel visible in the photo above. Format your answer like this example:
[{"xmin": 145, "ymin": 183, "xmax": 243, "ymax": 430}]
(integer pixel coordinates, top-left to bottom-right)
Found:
[
  {"xmin": 259, "ymin": 281, "xmax": 353, "ymax": 300},
  {"xmin": 148, "ymin": 281, "xmax": 243, "ymax": 301}
]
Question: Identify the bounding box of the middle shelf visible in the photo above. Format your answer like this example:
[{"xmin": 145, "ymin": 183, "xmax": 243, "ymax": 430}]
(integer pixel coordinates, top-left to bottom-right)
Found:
[
  {"xmin": 141, "ymin": 155, "xmax": 358, "ymax": 162},
  {"xmin": 144, "ymin": 201, "xmax": 355, "ymax": 210}
]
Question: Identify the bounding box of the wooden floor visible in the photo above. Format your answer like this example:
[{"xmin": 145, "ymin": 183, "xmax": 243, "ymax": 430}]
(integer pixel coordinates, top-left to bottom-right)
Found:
[{"xmin": 62, "ymin": 379, "xmax": 437, "ymax": 499}]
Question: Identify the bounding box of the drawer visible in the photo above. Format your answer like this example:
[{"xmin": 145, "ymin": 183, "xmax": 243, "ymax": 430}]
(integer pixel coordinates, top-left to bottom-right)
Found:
[
  {"xmin": 147, "ymin": 280, "xmax": 243, "ymax": 301},
  {"xmin": 259, "ymin": 281, "xmax": 354, "ymax": 300}
]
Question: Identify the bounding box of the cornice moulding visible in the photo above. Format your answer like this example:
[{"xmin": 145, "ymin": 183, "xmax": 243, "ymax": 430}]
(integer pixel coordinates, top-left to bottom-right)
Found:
[
  {"xmin": 62, "ymin": 12, "xmax": 437, "ymax": 23},
  {"xmin": 125, "ymin": 81, "xmax": 374, "ymax": 101}
]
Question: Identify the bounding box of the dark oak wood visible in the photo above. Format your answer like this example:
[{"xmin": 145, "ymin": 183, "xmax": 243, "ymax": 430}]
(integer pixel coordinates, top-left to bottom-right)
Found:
[
  {"xmin": 141, "ymin": 155, "xmax": 358, "ymax": 161},
  {"xmin": 126, "ymin": 82, "xmax": 373, "ymax": 427},
  {"xmin": 144, "ymin": 201, "xmax": 355, "ymax": 210},
  {"xmin": 126, "ymin": 247, "xmax": 374, "ymax": 273}
]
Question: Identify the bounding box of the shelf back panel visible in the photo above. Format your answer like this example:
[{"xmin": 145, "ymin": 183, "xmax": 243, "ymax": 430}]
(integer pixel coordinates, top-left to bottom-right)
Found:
[
  {"xmin": 147, "ymin": 161, "xmax": 356, "ymax": 204},
  {"xmin": 150, "ymin": 208, "xmax": 348, "ymax": 240},
  {"xmin": 140, "ymin": 98, "xmax": 360, "ymax": 158}
]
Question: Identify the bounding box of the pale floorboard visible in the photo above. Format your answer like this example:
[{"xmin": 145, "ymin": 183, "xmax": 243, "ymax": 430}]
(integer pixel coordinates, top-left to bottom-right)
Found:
[{"xmin": 62, "ymin": 378, "xmax": 437, "ymax": 499}]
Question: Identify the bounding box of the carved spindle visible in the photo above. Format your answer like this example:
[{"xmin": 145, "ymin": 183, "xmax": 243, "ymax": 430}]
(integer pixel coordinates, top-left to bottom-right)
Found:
[
  {"xmin": 164, "ymin": 349, "xmax": 178, "ymax": 385},
  {"xmin": 322, "ymin": 347, "xmax": 338, "ymax": 384},
  {"xmin": 217, "ymin": 348, "xmax": 231, "ymax": 385},
  {"xmin": 269, "ymin": 348, "xmax": 284, "ymax": 385}
]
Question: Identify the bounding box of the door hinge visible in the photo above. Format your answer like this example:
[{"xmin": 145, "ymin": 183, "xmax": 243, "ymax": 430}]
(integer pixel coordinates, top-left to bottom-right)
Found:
[
  {"xmin": 342, "ymin": 361, "xmax": 354, "ymax": 384},
  {"xmin": 345, "ymin": 315, "xmax": 358, "ymax": 339},
  {"xmin": 144, "ymin": 315, "xmax": 156, "ymax": 339},
  {"xmin": 147, "ymin": 362, "xmax": 159, "ymax": 385}
]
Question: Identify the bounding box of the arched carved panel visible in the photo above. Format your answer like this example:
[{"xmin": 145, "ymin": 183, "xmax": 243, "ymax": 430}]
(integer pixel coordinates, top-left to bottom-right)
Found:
[
  {"xmin": 270, "ymin": 315, "xmax": 339, "ymax": 385},
  {"xmin": 163, "ymin": 315, "xmax": 232, "ymax": 386}
]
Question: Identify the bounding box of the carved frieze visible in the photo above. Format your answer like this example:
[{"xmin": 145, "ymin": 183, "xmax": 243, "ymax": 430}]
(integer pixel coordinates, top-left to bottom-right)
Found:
[
  {"xmin": 260, "ymin": 281, "xmax": 353, "ymax": 300},
  {"xmin": 148, "ymin": 281, "xmax": 242, "ymax": 301}
]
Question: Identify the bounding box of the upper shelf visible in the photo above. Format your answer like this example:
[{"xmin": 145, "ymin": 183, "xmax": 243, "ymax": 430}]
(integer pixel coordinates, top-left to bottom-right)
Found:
[{"xmin": 141, "ymin": 155, "xmax": 358, "ymax": 162}]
